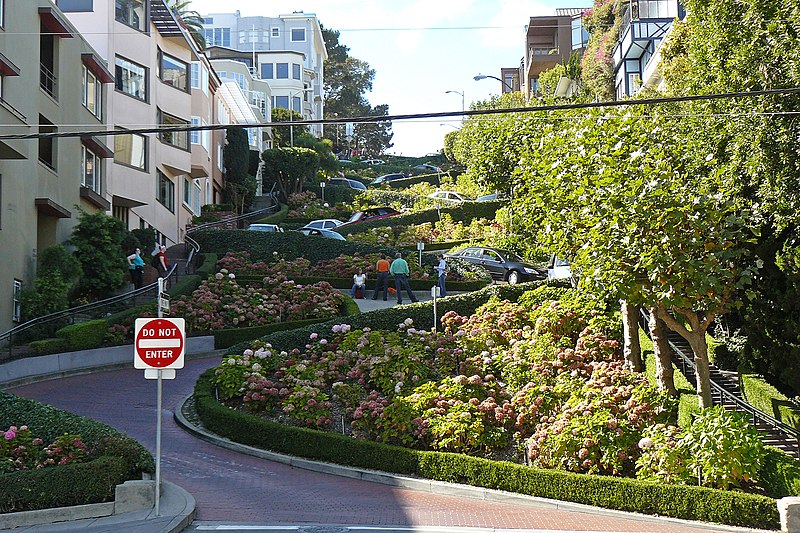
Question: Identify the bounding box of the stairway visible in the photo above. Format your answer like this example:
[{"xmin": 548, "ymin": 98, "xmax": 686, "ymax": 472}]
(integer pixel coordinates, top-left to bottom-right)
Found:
[{"xmin": 664, "ymin": 328, "xmax": 800, "ymax": 459}]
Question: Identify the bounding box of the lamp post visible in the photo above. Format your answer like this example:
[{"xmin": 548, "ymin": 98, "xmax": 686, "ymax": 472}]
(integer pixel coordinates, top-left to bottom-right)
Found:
[
  {"xmin": 439, "ymin": 123, "xmax": 459, "ymax": 130},
  {"xmin": 289, "ymin": 87, "xmax": 314, "ymax": 148},
  {"xmin": 473, "ymin": 74, "xmax": 514, "ymax": 92},
  {"xmin": 445, "ymin": 90, "xmax": 464, "ymax": 120}
]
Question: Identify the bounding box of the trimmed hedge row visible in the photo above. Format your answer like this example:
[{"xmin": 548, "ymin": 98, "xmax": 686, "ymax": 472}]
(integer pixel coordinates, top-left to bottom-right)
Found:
[
  {"xmin": 192, "ymin": 229, "xmax": 400, "ymax": 264},
  {"xmin": 254, "ymin": 203, "xmax": 289, "ymax": 225},
  {"xmin": 336, "ymin": 201, "xmax": 503, "ymax": 236},
  {"xmin": 359, "ymin": 189, "xmax": 421, "ymax": 209},
  {"xmin": 214, "ymin": 295, "xmax": 361, "ymax": 349},
  {"xmin": 193, "ymin": 369, "xmax": 779, "ymax": 529},
  {"xmin": 740, "ymin": 372, "xmax": 800, "ymax": 431},
  {"xmin": 0, "ymin": 391, "xmax": 154, "ymax": 512},
  {"xmin": 304, "ymin": 184, "xmax": 361, "ymax": 206}
]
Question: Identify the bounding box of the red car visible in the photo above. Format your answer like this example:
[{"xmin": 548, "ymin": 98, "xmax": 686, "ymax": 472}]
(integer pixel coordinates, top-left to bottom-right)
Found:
[{"xmin": 340, "ymin": 207, "xmax": 400, "ymax": 226}]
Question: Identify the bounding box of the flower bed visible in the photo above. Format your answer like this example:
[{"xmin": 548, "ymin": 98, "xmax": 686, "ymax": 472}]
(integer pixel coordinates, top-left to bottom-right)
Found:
[
  {"xmin": 171, "ymin": 270, "xmax": 346, "ymax": 333},
  {"xmin": 216, "ymin": 251, "xmax": 488, "ymax": 283}
]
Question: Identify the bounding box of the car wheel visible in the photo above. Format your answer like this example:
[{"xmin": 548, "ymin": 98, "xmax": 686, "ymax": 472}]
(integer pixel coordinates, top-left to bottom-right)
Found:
[{"xmin": 507, "ymin": 270, "xmax": 520, "ymax": 285}]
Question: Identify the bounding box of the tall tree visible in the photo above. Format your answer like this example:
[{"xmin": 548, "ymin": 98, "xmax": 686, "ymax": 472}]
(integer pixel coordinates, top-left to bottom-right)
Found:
[
  {"xmin": 69, "ymin": 210, "xmax": 128, "ymax": 299},
  {"xmin": 321, "ymin": 26, "xmax": 394, "ymax": 155},
  {"xmin": 168, "ymin": 0, "xmax": 206, "ymax": 48},
  {"xmin": 261, "ymin": 147, "xmax": 320, "ymax": 201},
  {"xmin": 223, "ymin": 127, "xmax": 255, "ymax": 214}
]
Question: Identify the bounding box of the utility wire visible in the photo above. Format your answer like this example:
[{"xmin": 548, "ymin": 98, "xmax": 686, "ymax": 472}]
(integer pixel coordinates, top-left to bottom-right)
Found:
[{"xmin": 1, "ymin": 86, "xmax": 799, "ymax": 141}]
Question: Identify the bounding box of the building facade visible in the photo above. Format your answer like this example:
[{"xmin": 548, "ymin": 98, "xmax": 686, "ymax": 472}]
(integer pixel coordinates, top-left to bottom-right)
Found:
[
  {"xmin": 612, "ymin": 0, "xmax": 684, "ymax": 98},
  {"xmin": 57, "ymin": 0, "xmax": 216, "ymax": 247},
  {"xmin": 0, "ymin": 0, "xmax": 114, "ymax": 331},
  {"xmin": 199, "ymin": 11, "xmax": 327, "ymax": 137}
]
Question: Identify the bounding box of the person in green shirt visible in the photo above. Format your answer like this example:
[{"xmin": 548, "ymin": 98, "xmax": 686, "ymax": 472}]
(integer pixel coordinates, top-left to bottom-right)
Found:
[{"xmin": 389, "ymin": 252, "xmax": 418, "ymax": 304}]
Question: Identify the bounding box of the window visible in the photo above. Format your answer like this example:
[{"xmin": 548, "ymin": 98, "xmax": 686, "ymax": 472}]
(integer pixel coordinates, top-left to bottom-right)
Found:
[
  {"xmin": 115, "ymin": 56, "xmax": 147, "ymax": 101},
  {"xmin": 571, "ymin": 17, "xmax": 589, "ymax": 49},
  {"xmin": 204, "ymin": 17, "xmax": 213, "ymax": 24},
  {"xmin": 239, "ymin": 31, "xmax": 246, "ymax": 44},
  {"xmin": 82, "ymin": 66, "xmax": 102, "ymax": 119},
  {"xmin": 114, "ymin": 131, "xmax": 146, "ymax": 170},
  {"xmin": 12, "ymin": 280, "xmax": 21, "ymax": 323},
  {"xmin": 38, "ymin": 116, "xmax": 56, "ymax": 170},
  {"xmin": 291, "ymin": 28, "xmax": 306, "ymax": 42},
  {"xmin": 158, "ymin": 110, "xmax": 189, "ymax": 150},
  {"xmin": 217, "ymin": 143, "xmax": 224, "ymax": 171},
  {"xmin": 191, "ymin": 117, "xmax": 200, "ymax": 145},
  {"xmin": 159, "ymin": 51, "xmax": 188, "ymax": 92},
  {"xmin": 274, "ymin": 95, "xmax": 289, "ymax": 109},
  {"xmin": 56, "ymin": 0, "xmax": 93, "ymax": 11},
  {"xmin": 292, "ymin": 63, "xmax": 301, "ymax": 80},
  {"xmin": 156, "ymin": 171, "xmax": 175, "ymax": 212},
  {"xmin": 182, "ymin": 176, "xmax": 191, "ymax": 206},
  {"xmin": 292, "ymin": 96, "xmax": 301, "ymax": 112},
  {"xmin": 639, "ymin": 0, "xmax": 678, "ymax": 18},
  {"xmin": 82, "ymin": 146, "xmax": 101, "ymax": 194},
  {"xmin": 271, "ymin": 27, "xmax": 280, "ymax": 38},
  {"xmin": 0, "ymin": 0, "xmax": 4, "ymax": 27},
  {"xmin": 503, "ymin": 74, "xmax": 514, "ymax": 92},
  {"xmin": 202, "ymin": 28, "xmax": 230, "ymax": 47},
  {"xmin": 115, "ymin": 0, "xmax": 145, "ymax": 31},
  {"xmin": 276, "ymin": 63, "xmax": 289, "ymax": 79},
  {"xmin": 190, "ymin": 63, "xmax": 200, "ymax": 89},
  {"xmin": 260, "ymin": 63, "xmax": 273, "ymax": 79}
]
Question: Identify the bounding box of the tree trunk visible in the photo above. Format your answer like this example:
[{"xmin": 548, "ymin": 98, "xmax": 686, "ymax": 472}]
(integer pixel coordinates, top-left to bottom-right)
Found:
[
  {"xmin": 621, "ymin": 300, "xmax": 642, "ymax": 372},
  {"xmin": 654, "ymin": 304, "xmax": 717, "ymax": 409},
  {"xmin": 647, "ymin": 306, "xmax": 677, "ymax": 396}
]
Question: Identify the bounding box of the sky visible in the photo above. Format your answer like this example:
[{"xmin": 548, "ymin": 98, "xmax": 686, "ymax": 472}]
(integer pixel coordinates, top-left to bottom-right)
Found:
[{"xmin": 188, "ymin": 0, "xmax": 588, "ymax": 157}]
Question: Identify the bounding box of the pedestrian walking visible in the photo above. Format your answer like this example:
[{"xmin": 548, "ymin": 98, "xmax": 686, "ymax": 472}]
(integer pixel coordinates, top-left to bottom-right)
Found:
[
  {"xmin": 127, "ymin": 247, "xmax": 145, "ymax": 289},
  {"xmin": 436, "ymin": 253, "xmax": 447, "ymax": 297},
  {"xmin": 371, "ymin": 254, "xmax": 391, "ymax": 301},
  {"xmin": 389, "ymin": 252, "xmax": 418, "ymax": 304},
  {"xmin": 156, "ymin": 245, "xmax": 169, "ymax": 279}
]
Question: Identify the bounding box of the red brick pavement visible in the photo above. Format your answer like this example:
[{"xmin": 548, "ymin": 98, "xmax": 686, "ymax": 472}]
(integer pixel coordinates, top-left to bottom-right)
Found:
[{"xmin": 8, "ymin": 357, "xmax": 763, "ymax": 531}]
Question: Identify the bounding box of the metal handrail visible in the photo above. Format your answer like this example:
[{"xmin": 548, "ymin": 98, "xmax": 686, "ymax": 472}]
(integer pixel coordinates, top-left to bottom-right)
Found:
[
  {"xmin": 186, "ymin": 199, "xmax": 279, "ymax": 234},
  {"xmin": 640, "ymin": 309, "xmax": 800, "ymax": 457}
]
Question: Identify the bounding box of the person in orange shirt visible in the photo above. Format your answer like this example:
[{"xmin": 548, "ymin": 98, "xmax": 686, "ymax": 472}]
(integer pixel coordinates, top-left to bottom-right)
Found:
[{"xmin": 372, "ymin": 254, "xmax": 391, "ymax": 301}]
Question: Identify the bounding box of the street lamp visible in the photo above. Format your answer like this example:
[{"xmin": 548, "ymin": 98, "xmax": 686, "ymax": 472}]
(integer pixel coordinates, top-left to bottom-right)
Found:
[
  {"xmin": 474, "ymin": 74, "xmax": 514, "ymax": 92},
  {"xmin": 445, "ymin": 90, "xmax": 464, "ymax": 119},
  {"xmin": 289, "ymin": 87, "xmax": 314, "ymax": 148},
  {"xmin": 439, "ymin": 123, "xmax": 459, "ymax": 130}
]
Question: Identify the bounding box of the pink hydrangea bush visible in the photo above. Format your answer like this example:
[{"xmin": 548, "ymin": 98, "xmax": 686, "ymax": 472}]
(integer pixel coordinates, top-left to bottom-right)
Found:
[{"xmin": 0, "ymin": 425, "xmax": 87, "ymax": 473}]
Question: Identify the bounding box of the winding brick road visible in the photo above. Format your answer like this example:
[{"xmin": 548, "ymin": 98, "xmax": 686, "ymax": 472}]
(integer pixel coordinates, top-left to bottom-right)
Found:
[{"xmin": 9, "ymin": 357, "xmax": 760, "ymax": 532}]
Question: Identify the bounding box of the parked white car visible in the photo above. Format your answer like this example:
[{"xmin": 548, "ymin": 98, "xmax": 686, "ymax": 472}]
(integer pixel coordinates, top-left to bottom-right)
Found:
[
  {"xmin": 428, "ymin": 191, "xmax": 473, "ymax": 203},
  {"xmin": 304, "ymin": 218, "xmax": 344, "ymax": 230},
  {"xmin": 247, "ymin": 223, "xmax": 283, "ymax": 233},
  {"xmin": 362, "ymin": 159, "xmax": 386, "ymax": 165}
]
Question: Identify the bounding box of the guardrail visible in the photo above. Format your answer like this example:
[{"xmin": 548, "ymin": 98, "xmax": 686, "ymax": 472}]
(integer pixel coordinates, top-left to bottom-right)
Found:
[{"xmin": 640, "ymin": 309, "xmax": 800, "ymax": 457}]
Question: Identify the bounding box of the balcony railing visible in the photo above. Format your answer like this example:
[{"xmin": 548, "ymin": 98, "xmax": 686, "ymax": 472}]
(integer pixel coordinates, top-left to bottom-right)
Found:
[{"xmin": 40, "ymin": 64, "xmax": 57, "ymax": 99}]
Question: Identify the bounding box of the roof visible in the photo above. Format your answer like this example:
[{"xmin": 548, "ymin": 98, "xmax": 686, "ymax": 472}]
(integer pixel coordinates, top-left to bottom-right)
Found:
[{"xmin": 554, "ymin": 7, "xmax": 588, "ymax": 17}]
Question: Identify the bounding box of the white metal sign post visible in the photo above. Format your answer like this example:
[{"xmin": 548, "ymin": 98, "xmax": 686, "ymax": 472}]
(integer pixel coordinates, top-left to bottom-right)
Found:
[
  {"xmin": 133, "ymin": 279, "xmax": 184, "ymax": 517},
  {"xmin": 431, "ymin": 285, "xmax": 440, "ymax": 332}
]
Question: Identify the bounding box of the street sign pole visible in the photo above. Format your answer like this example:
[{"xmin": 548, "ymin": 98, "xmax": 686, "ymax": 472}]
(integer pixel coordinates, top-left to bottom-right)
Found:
[
  {"xmin": 431, "ymin": 286, "xmax": 439, "ymax": 332},
  {"xmin": 155, "ymin": 277, "xmax": 164, "ymax": 516}
]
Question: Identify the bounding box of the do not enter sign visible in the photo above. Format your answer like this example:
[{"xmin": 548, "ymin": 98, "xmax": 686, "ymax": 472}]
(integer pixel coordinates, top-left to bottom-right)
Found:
[{"xmin": 134, "ymin": 318, "xmax": 185, "ymax": 370}]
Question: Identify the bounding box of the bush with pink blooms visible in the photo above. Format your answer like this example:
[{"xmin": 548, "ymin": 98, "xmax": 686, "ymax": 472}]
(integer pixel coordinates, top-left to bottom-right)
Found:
[
  {"xmin": 172, "ymin": 271, "xmax": 345, "ymax": 333},
  {"xmin": 286, "ymin": 191, "xmax": 351, "ymax": 220},
  {"xmin": 0, "ymin": 425, "xmax": 88, "ymax": 473}
]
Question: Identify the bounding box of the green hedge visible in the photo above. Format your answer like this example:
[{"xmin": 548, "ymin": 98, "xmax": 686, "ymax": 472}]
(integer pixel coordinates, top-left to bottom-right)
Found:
[
  {"xmin": 193, "ymin": 369, "xmax": 778, "ymax": 529},
  {"xmin": 254, "ymin": 203, "xmax": 289, "ymax": 225},
  {"xmin": 740, "ymin": 373, "xmax": 800, "ymax": 431},
  {"xmin": 337, "ymin": 201, "xmax": 503, "ymax": 236},
  {"xmin": 359, "ymin": 189, "xmax": 421, "ymax": 209},
  {"xmin": 0, "ymin": 391, "xmax": 154, "ymax": 512},
  {"xmin": 214, "ymin": 318, "xmax": 334, "ymax": 349},
  {"xmin": 29, "ymin": 338, "xmax": 69, "ymax": 355},
  {"xmin": 304, "ymin": 184, "xmax": 361, "ymax": 206},
  {"xmin": 191, "ymin": 229, "xmax": 400, "ymax": 264},
  {"xmin": 55, "ymin": 320, "xmax": 107, "ymax": 351},
  {"xmin": 0, "ymin": 456, "xmax": 130, "ymax": 513},
  {"xmin": 382, "ymin": 174, "xmax": 440, "ymax": 189}
]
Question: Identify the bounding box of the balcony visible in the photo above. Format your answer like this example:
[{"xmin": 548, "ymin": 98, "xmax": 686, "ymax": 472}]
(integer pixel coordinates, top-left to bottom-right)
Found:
[{"xmin": 40, "ymin": 64, "xmax": 58, "ymax": 99}]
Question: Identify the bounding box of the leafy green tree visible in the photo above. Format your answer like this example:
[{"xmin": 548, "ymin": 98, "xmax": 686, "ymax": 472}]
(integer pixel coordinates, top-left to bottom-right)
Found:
[
  {"xmin": 261, "ymin": 147, "xmax": 320, "ymax": 201},
  {"xmin": 271, "ymin": 107, "xmax": 308, "ymax": 148},
  {"xmin": 321, "ymin": 26, "xmax": 393, "ymax": 155},
  {"xmin": 223, "ymin": 127, "xmax": 255, "ymax": 213},
  {"xmin": 69, "ymin": 210, "xmax": 128, "ymax": 299},
  {"xmin": 20, "ymin": 245, "xmax": 82, "ymax": 321}
]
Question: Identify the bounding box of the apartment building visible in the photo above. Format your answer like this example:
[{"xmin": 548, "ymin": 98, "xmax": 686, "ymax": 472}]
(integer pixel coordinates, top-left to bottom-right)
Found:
[
  {"xmin": 210, "ymin": 58, "xmax": 272, "ymax": 152},
  {"xmin": 199, "ymin": 11, "xmax": 327, "ymax": 138},
  {"xmin": 520, "ymin": 8, "xmax": 589, "ymax": 96},
  {"xmin": 0, "ymin": 0, "xmax": 114, "ymax": 331},
  {"xmin": 57, "ymin": 0, "xmax": 215, "ymax": 246},
  {"xmin": 612, "ymin": 0, "xmax": 684, "ymax": 98}
]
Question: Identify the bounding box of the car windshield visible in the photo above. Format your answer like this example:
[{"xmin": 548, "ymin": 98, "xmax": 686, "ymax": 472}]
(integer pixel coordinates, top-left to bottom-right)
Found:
[
  {"xmin": 497, "ymin": 250, "xmax": 524, "ymax": 262},
  {"xmin": 347, "ymin": 213, "xmax": 361, "ymax": 223}
]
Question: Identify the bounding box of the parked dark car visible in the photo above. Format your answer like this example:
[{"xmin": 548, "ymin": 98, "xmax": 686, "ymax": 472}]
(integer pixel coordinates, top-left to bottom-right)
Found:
[
  {"xmin": 444, "ymin": 246, "xmax": 546, "ymax": 284},
  {"xmin": 370, "ymin": 173, "xmax": 408, "ymax": 186},
  {"xmin": 328, "ymin": 177, "xmax": 367, "ymax": 191},
  {"xmin": 340, "ymin": 207, "xmax": 401, "ymax": 226}
]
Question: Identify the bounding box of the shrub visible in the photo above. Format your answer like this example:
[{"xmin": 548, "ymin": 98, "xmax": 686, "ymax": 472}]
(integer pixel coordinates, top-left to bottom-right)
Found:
[
  {"xmin": 56, "ymin": 320, "xmax": 108, "ymax": 351},
  {"xmin": 253, "ymin": 203, "xmax": 289, "ymax": 224},
  {"xmin": 29, "ymin": 338, "xmax": 69, "ymax": 355},
  {"xmin": 337, "ymin": 201, "xmax": 503, "ymax": 236},
  {"xmin": 740, "ymin": 372, "xmax": 800, "ymax": 431}
]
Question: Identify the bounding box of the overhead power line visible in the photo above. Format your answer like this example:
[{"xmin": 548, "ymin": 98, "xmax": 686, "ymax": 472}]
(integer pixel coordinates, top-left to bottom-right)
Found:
[{"xmin": 1, "ymin": 86, "xmax": 798, "ymax": 141}]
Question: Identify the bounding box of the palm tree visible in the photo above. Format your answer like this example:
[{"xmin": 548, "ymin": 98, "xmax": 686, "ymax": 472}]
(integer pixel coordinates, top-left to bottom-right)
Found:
[{"xmin": 166, "ymin": 0, "xmax": 206, "ymax": 49}]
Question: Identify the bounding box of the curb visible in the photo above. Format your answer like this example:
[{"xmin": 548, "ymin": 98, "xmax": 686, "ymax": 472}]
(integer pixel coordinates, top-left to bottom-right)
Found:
[{"xmin": 174, "ymin": 394, "xmax": 775, "ymax": 533}]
